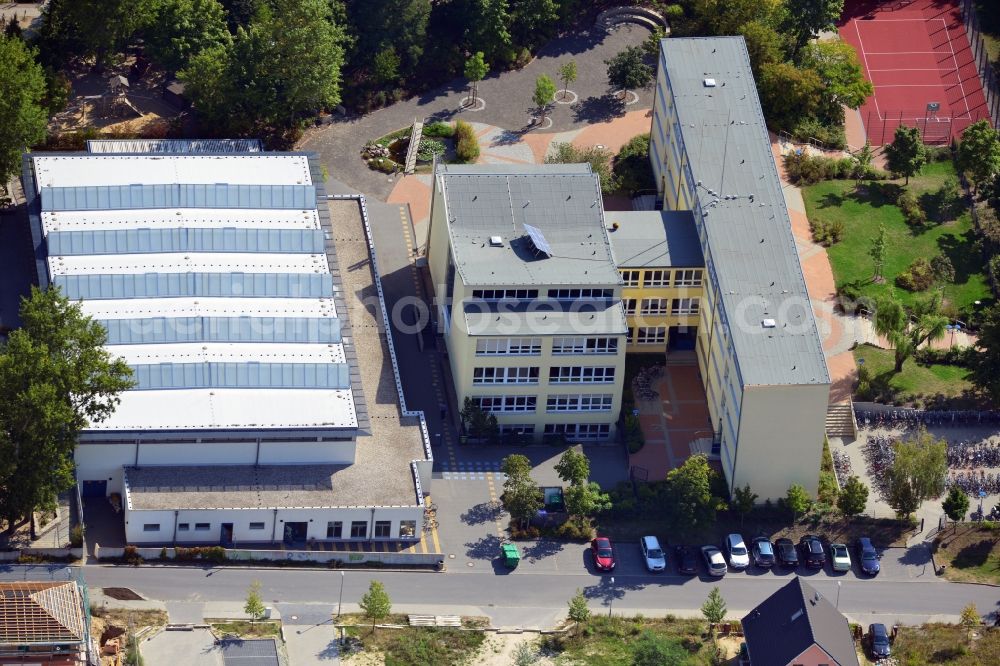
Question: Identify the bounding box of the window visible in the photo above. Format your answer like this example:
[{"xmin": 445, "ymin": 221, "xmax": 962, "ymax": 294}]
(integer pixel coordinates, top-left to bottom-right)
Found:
[
  {"xmin": 637, "ymin": 327, "xmax": 666, "ymax": 344},
  {"xmin": 549, "ymin": 366, "xmax": 616, "ymax": 384},
  {"xmin": 374, "ymin": 521, "xmax": 392, "ymax": 538},
  {"xmin": 399, "ymin": 520, "xmax": 417, "ymax": 538},
  {"xmin": 547, "ymin": 288, "xmax": 613, "ymax": 300},
  {"xmin": 671, "ymin": 298, "xmax": 700, "ymax": 315},
  {"xmin": 621, "ymin": 270, "xmax": 640, "ymax": 287},
  {"xmin": 642, "ymin": 270, "xmax": 670, "ymax": 287},
  {"xmin": 674, "ymin": 269, "xmax": 703, "ymax": 287},
  {"xmin": 546, "ymin": 394, "xmax": 614, "ymax": 412},
  {"xmin": 500, "ymin": 424, "xmax": 535, "ymax": 436},
  {"xmin": 551, "ymin": 337, "xmax": 619, "ymax": 355},
  {"xmin": 475, "ymin": 337, "xmax": 542, "ymax": 356},
  {"xmin": 544, "ymin": 423, "xmax": 611, "ymax": 439},
  {"xmin": 641, "ymin": 298, "xmax": 669, "ymax": 315},
  {"xmin": 473, "ymin": 366, "xmax": 539, "ymax": 384},
  {"xmin": 327, "ymin": 521, "xmax": 342, "ymax": 539},
  {"xmin": 471, "ymin": 289, "xmax": 538, "ymax": 300},
  {"xmin": 194, "ymin": 523, "xmax": 211, "ymax": 531},
  {"xmin": 350, "ymin": 521, "xmax": 367, "ymax": 538},
  {"xmin": 249, "ymin": 522, "xmax": 266, "ymax": 530},
  {"xmin": 143, "ymin": 523, "xmax": 160, "ymax": 532},
  {"xmin": 623, "ymin": 298, "xmax": 638, "ymax": 315},
  {"xmin": 178, "ymin": 523, "xmax": 190, "ymax": 531},
  {"xmin": 472, "ymin": 395, "xmax": 537, "ymax": 413}
]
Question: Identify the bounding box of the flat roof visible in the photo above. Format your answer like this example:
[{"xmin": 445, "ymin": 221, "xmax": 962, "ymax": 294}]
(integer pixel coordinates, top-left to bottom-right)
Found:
[
  {"xmin": 463, "ymin": 300, "xmax": 628, "ymax": 336},
  {"xmin": 661, "ymin": 37, "xmax": 829, "ymax": 387},
  {"xmin": 42, "ymin": 208, "xmax": 322, "ymax": 232},
  {"xmin": 606, "ymin": 210, "xmax": 703, "ymax": 268},
  {"xmin": 436, "ymin": 164, "xmax": 621, "ymax": 287}
]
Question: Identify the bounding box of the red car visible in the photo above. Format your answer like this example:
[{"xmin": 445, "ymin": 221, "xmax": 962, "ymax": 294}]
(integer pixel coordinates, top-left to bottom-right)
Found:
[{"xmin": 590, "ymin": 536, "xmax": 616, "ymax": 571}]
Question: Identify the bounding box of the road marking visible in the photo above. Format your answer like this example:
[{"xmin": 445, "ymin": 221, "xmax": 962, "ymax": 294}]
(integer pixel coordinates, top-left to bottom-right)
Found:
[{"xmin": 485, "ymin": 473, "xmax": 505, "ymax": 537}]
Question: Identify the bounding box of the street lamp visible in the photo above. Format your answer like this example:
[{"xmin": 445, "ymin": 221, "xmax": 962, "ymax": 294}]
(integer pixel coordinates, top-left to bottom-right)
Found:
[
  {"xmin": 608, "ymin": 577, "xmax": 615, "ymax": 617},
  {"xmin": 337, "ymin": 571, "xmax": 346, "ymax": 618}
]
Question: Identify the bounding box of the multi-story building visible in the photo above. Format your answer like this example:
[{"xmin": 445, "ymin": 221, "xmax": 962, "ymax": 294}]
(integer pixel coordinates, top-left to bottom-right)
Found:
[
  {"xmin": 426, "ymin": 164, "xmax": 627, "ymax": 442},
  {"xmin": 649, "ymin": 37, "xmax": 831, "ymax": 499},
  {"xmin": 22, "ymin": 140, "xmax": 430, "ymax": 546}
]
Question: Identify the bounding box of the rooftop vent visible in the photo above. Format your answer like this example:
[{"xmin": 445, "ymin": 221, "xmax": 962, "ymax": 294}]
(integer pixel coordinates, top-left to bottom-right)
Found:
[
  {"xmin": 762, "ymin": 318, "xmax": 777, "ymax": 329},
  {"xmin": 703, "ymin": 78, "xmax": 717, "ymax": 87},
  {"xmin": 791, "ymin": 608, "xmax": 804, "ymax": 622},
  {"xmin": 489, "ymin": 235, "xmax": 503, "ymax": 247}
]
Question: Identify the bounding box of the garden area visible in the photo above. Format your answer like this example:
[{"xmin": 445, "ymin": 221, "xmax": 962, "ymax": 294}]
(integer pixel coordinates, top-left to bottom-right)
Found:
[
  {"xmin": 340, "ymin": 614, "xmax": 487, "ymax": 666},
  {"xmin": 934, "ymin": 522, "xmax": 1000, "ymax": 585},
  {"xmin": 886, "ymin": 623, "xmax": 1000, "ymax": 666},
  {"xmin": 853, "ymin": 343, "xmax": 975, "ymax": 406},
  {"xmin": 361, "ymin": 120, "xmax": 478, "ymax": 174}
]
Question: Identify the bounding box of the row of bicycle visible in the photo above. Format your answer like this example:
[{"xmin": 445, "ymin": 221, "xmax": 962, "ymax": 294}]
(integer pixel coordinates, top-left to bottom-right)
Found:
[
  {"xmin": 855, "ymin": 408, "xmax": 1000, "ymax": 429},
  {"xmin": 863, "ymin": 434, "xmax": 1000, "ymax": 472}
]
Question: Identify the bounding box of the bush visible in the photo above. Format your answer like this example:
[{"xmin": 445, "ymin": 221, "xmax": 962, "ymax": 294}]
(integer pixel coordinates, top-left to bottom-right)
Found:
[
  {"xmin": 810, "ymin": 217, "xmax": 845, "ymax": 246},
  {"xmin": 416, "ymin": 137, "xmax": 445, "ymax": 162},
  {"xmin": 624, "ymin": 413, "xmax": 644, "ymax": 454},
  {"xmin": 423, "ymin": 121, "xmax": 454, "ymax": 138},
  {"xmin": 783, "ymin": 152, "xmax": 856, "ymax": 185},
  {"xmin": 836, "ymin": 281, "xmax": 876, "ymax": 315},
  {"xmin": 613, "ymin": 133, "xmax": 654, "ymax": 193},
  {"xmin": 897, "ymin": 189, "xmax": 927, "ymax": 226},
  {"xmin": 69, "ymin": 524, "xmax": 84, "ymax": 548},
  {"xmin": 990, "ymin": 254, "xmax": 1000, "ymax": 282},
  {"xmin": 203, "ymin": 546, "xmax": 226, "ymax": 563},
  {"xmin": 123, "ymin": 546, "xmax": 143, "ymax": 565},
  {"xmin": 925, "ymin": 145, "xmax": 953, "ymax": 162},
  {"xmin": 915, "ymin": 345, "xmax": 974, "ymax": 367},
  {"xmin": 546, "ymin": 142, "xmax": 616, "ymax": 194},
  {"xmin": 935, "ymin": 177, "xmax": 964, "ymax": 221},
  {"xmin": 455, "ymin": 120, "xmax": 479, "ymax": 163},
  {"xmin": 792, "ymin": 116, "xmax": 847, "ymax": 150},
  {"xmin": 931, "ymin": 254, "xmax": 956, "ymax": 284},
  {"xmin": 896, "ymin": 257, "xmax": 935, "ymax": 291},
  {"xmin": 554, "ymin": 516, "xmax": 595, "ymax": 541}
]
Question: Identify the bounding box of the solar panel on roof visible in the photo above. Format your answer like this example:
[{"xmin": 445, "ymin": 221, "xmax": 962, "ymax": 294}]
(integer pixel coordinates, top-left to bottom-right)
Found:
[
  {"xmin": 130, "ymin": 362, "xmax": 351, "ymax": 390},
  {"xmin": 100, "ymin": 316, "xmax": 341, "ymax": 345},
  {"xmin": 523, "ymin": 223, "xmax": 552, "ymax": 257}
]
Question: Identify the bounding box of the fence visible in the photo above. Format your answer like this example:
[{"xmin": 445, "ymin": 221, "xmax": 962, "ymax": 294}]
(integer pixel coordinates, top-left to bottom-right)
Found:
[
  {"xmin": 959, "ymin": 0, "xmax": 1000, "ymax": 130},
  {"xmin": 94, "ymin": 544, "xmax": 441, "ymax": 567},
  {"xmin": 863, "ymin": 110, "xmax": 973, "ymax": 145}
]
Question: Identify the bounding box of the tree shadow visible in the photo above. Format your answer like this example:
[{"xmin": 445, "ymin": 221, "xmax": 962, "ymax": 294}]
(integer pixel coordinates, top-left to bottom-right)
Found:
[
  {"xmin": 937, "ymin": 228, "xmax": 983, "ymax": 287},
  {"xmin": 460, "ymin": 501, "xmax": 504, "ymax": 526},
  {"xmin": 848, "ymin": 182, "xmax": 903, "ymax": 208},
  {"xmin": 952, "ymin": 538, "xmax": 999, "ymax": 569},
  {"xmin": 489, "ymin": 129, "xmax": 526, "ymax": 148},
  {"xmin": 465, "ymin": 534, "xmax": 503, "ymax": 560},
  {"xmin": 580, "ymin": 575, "xmax": 641, "ymax": 607},
  {"xmin": 571, "ymin": 94, "xmax": 622, "ymax": 124},
  {"xmin": 817, "ymin": 192, "xmax": 846, "ymax": 209},
  {"xmin": 521, "ymin": 538, "xmax": 565, "ymax": 561}
]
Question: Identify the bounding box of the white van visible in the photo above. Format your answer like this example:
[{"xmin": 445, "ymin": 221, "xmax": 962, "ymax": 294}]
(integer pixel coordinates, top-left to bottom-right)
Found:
[{"xmin": 640, "ymin": 535, "xmax": 666, "ymax": 571}]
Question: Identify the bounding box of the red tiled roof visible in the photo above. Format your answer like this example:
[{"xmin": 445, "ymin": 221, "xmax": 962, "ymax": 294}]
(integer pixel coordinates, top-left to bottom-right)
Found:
[{"xmin": 0, "ymin": 582, "xmax": 85, "ymax": 645}]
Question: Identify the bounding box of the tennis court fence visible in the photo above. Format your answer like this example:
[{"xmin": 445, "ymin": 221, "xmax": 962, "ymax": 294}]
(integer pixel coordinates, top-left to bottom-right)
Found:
[{"xmin": 959, "ymin": 0, "xmax": 1000, "ymax": 129}]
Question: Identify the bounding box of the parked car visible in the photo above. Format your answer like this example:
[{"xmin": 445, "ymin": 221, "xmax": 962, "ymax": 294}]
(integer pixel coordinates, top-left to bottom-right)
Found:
[
  {"xmin": 751, "ymin": 536, "xmax": 775, "ymax": 568},
  {"xmin": 724, "ymin": 533, "xmax": 750, "ymax": 570},
  {"xmin": 590, "ymin": 536, "xmax": 616, "ymax": 572},
  {"xmin": 701, "ymin": 545, "xmax": 727, "ymax": 577},
  {"xmin": 798, "ymin": 534, "xmax": 826, "ymax": 569},
  {"xmin": 857, "ymin": 537, "xmax": 881, "ymax": 576},
  {"xmin": 868, "ymin": 623, "xmax": 891, "ymax": 658},
  {"xmin": 640, "ymin": 536, "xmax": 666, "ymax": 572},
  {"xmin": 829, "ymin": 543, "xmax": 852, "ymax": 572},
  {"xmin": 775, "ymin": 537, "xmax": 799, "ymax": 568},
  {"xmin": 674, "ymin": 545, "xmax": 699, "ymax": 575}
]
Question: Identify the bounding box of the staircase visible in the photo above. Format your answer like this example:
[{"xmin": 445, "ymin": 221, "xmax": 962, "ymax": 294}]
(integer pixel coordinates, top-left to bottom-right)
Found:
[
  {"xmin": 403, "ymin": 118, "xmax": 424, "ymax": 175},
  {"xmin": 825, "ymin": 400, "xmax": 857, "ymax": 438}
]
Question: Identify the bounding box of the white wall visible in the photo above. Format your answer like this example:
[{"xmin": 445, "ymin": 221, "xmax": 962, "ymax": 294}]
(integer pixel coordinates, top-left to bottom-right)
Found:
[
  {"xmin": 257, "ymin": 440, "xmax": 355, "ymax": 464},
  {"xmin": 136, "ymin": 442, "xmax": 256, "ymax": 466},
  {"xmin": 75, "ymin": 444, "xmax": 135, "ymax": 494}
]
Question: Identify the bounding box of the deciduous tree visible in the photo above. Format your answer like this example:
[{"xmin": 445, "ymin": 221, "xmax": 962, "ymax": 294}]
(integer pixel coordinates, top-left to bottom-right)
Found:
[
  {"xmin": 874, "ymin": 289, "xmax": 947, "ymax": 372},
  {"xmin": 567, "ymin": 589, "xmax": 590, "ymax": 622},
  {"xmin": 464, "ymin": 51, "xmax": 488, "ymax": 105},
  {"xmin": 868, "ymin": 223, "xmax": 887, "ymax": 282},
  {"xmin": 970, "ymin": 304, "xmax": 1000, "ymax": 404},
  {"xmin": 554, "ymin": 448, "xmax": 589, "ymax": 486},
  {"xmin": 887, "ymin": 429, "xmax": 947, "ymax": 518},
  {"xmin": 942, "ymin": 486, "xmax": 970, "ymax": 525},
  {"xmin": 784, "ymin": 0, "xmax": 845, "ymax": 55},
  {"xmin": 957, "ymin": 119, "xmax": 1000, "ymax": 193},
  {"xmin": 501, "ymin": 454, "xmax": 541, "ymax": 528},
  {"xmin": 664, "ymin": 454, "xmax": 720, "ymax": 532},
  {"xmin": 837, "ymin": 476, "xmax": 869, "ymax": 517},
  {"xmin": 359, "ymin": 580, "xmax": 392, "ymax": 631},
  {"xmin": 563, "ymin": 482, "xmax": 611, "ymax": 520},
  {"xmin": 460, "ymin": 397, "xmax": 498, "ymax": 442},
  {"xmin": 347, "ymin": 0, "xmax": 430, "ymax": 79},
  {"xmin": 884, "ymin": 124, "xmax": 927, "ymax": 185},
  {"xmin": 730, "ymin": 484, "xmax": 757, "ymax": 528},
  {"xmin": 701, "ymin": 587, "xmax": 727, "ymax": 632},
  {"xmin": 557, "ymin": 60, "xmax": 577, "ymax": 100},
  {"xmin": 546, "ymin": 142, "xmax": 616, "ymax": 194},
  {"xmin": 757, "ymin": 61, "xmax": 822, "ymax": 131},
  {"xmin": 786, "ymin": 483, "xmax": 811, "ymax": 523},
  {"xmin": 605, "ymin": 46, "xmax": 653, "ymax": 100},
  {"xmin": 532, "ymin": 73, "xmax": 556, "ymax": 123},
  {"xmin": 144, "ymin": 0, "xmax": 231, "ymax": 73},
  {"xmin": 800, "ymin": 40, "xmax": 873, "ymax": 124},
  {"xmin": 244, "ymin": 581, "xmax": 265, "ymax": 624},
  {"xmin": 468, "ymin": 0, "xmax": 512, "ymax": 64},
  {"xmin": 37, "ymin": 0, "xmax": 155, "ymax": 66},
  {"xmin": 0, "ymin": 35, "xmax": 48, "ymax": 187}
]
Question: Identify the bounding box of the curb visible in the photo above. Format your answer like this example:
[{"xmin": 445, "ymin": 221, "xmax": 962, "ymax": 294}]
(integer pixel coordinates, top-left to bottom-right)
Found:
[{"xmin": 88, "ymin": 562, "xmax": 441, "ymax": 574}]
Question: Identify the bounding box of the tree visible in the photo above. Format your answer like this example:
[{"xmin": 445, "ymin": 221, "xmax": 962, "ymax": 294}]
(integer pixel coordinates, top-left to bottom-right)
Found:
[
  {"xmin": 632, "ymin": 631, "xmax": 688, "ymax": 666},
  {"xmin": 741, "ymin": 19, "xmax": 785, "ymax": 75},
  {"xmin": 664, "ymin": 454, "xmax": 720, "ymax": 532},
  {"xmin": 460, "ymin": 397, "xmax": 498, "ymax": 442},
  {"xmin": 37, "ymin": 0, "xmax": 155, "ymax": 66},
  {"xmin": 605, "ymin": 46, "xmax": 653, "ymax": 100},
  {"xmin": 546, "ymin": 142, "xmax": 616, "ymax": 194},
  {"xmin": 143, "ymin": 0, "xmax": 231, "ymax": 74},
  {"xmin": 564, "ymin": 482, "xmax": 611, "ymax": 520},
  {"xmin": 837, "ymin": 476, "xmax": 869, "ymax": 517},
  {"xmin": 557, "ymin": 60, "xmax": 577, "ymax": 100},
  {"xmin": 853, "ymin": 140, "xmax": 875, "ymax": 186},
  {"xmin": 786, "ymin": 483, "xmax": 811, "ymax": 523},
  {"xmin": 784, "ymin": 0, "xmax": 845, "ymax": 55},
  {"xmin": 970, "ymin": 304, "xmax": 1000, "ymax": 404},
  {"xmin": 613, "ymin": 133, "xmax": 654, "ymax": 193},
  {"xmin": 960, "ymin": 603, "xmax": 980, "ymax": 635},
  {"xmin": 501, "ymin": 454, "xmax": 542, "ymax": 528},
  {"xmin": 244, "ymin": 580, "xmax": 265, "ymax": 624},
  {"xmin": 346, "ymin": 0, "xmax": 430, "ymax": 79},
  {"xmin": 730, "ymin": 484, "xmax": 758, "ymax": 528},
  {"xmin": 532, "ymin": 73, "xmax": 556, "ymax": 123},
  {"xmin": 554, "ymin": 448, "xmax": 589, "ymax": 486},
  {"xmin": 701, "ymin": 587, "xmax": 727, "ymax": 632},
  {"xmin": 956, "ymin": 119, "xmax": 1000, "ymax": 192},
  {"xmin": 464, "ymin": 51, "xmax": 488, "ymax": 105},
  {"xmin": 510, "ymin": 0, "xmax": 558, "ymax": 49},
  {"xmin": 567, "ymin": 589, "xmax": 590, "ymax": 622},
  {"xmin": 801, "ymin": 40, "xmax": 873, "ymax": 124},
  {"xmin": 874, "ymin": 290, "xmax": 947, "ymax": 373},
  {"xmin": 0, "ymin": 287, "xmax": 135, "ymax": 535},
  {"xmin": 468, "ymin": 0, "xmax": 512, "ymax": 64},
  {"xmin": 0, "ymin": 35, "xmax": 48, "ymax": 187},
  {"xmin": 868, "ymin": 224, "xmax": 887, "ymax": 282},
  {"xmin": 372, "ymin": 47, "xmax": 401, "ymax": 86},
  {"xmin": 886, "ymin": 429, "xmax": 947, "ymax": 518},
  {"xmin": 884, "ymin": 124, "xmax": 927, "ymax": 185},
  {"xmin": 942, "ymin": 486, "xmax": 970, "ymax": 526},
  {"xmin": 359, "ymin": 580, "xmax": 392, "ymax": 631},
  {"xmin": 757, "ymin": 61, "xmax": 823, "ymax": 131}
]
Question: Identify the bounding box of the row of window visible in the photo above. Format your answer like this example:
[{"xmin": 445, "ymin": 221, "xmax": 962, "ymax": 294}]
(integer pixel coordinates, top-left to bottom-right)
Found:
[
  {"xmin": 471, "ymin": 289, "xmax": 538, "ymax": 300},
  {"xmin": 471, "ymin": 394, "xmax": 614, "ymax": 413},
  {"xmin": 144, "ymin": 519, "xmax": 418, "ymax": 539},
  {"xmin": 632, "ymin": 327, "xmax": 667, "ymax": 344},
  {"xmin": 475, "ymin": 337, "xmax": 620, "ymax": 356},
  {"xmin": 623, "ymin": 298, "xmax": 700, "ymax": 316},
  {"xmin": 498, "ymin": 424, "xmax": 612, "ymax": 439},
  {"xmin": 547, "ymin": 288, "xmax": 614, "ymax": 300},
  {"xmin": 473, "ymin": 366, "xmax": 616, "ymax": 385},
  {"xmin": 620, "ymin": 269, "xmax": 703, "ymax": 287}
]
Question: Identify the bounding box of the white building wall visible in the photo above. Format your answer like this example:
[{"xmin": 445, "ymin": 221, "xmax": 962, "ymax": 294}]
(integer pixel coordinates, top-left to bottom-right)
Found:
[
  {"xmin": 136, "ymin": 442, "xmax": 256, "ymax": 466},
  {"xmin": 257, "ymin": 440, "xmax": 355, "ymax": 464},
  {"xmin": 75, "ymin": 444, "xmax": 135, "ymax": 494}
]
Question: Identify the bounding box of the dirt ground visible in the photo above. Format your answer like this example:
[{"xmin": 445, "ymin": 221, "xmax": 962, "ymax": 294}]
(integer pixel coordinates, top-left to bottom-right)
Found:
[{"xmin": 90, "ymin": 608, "xmax": 167, "ymax": 666}]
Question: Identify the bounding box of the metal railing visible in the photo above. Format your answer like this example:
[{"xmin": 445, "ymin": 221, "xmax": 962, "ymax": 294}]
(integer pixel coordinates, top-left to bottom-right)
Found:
[{"xmin": 959, "ymin": 0, "xmax": 1000, "ymax": 129}]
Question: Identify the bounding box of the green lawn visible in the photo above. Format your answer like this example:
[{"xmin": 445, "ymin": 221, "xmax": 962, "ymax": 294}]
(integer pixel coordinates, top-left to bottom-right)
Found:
[
  {"xmin": 542, "ymin": 616, "xmax": 720, "ymax": 665},
  {"xmin": 341, "ymin": 615, "xmax": 486, "ymax": 666},
  {"xmin": 853, "ymin": 343, "xmax": 972, "ymax": 402},
  {"xmin": 802, "ymin": 161, "xmax": 991, "ymax": 315},
  {"xmin": 935, "ymin": 524, "xmax": 1000, "ymax": 586},
  {"xmin": 211, "ymin": 620, "xmax": 281, "ymax": 638}
]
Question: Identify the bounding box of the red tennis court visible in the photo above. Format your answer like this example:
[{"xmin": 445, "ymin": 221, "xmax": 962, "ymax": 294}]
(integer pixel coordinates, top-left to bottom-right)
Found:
[{"xmin": 839, "ymin": 0, "xmax": 991, "ymax": 145}]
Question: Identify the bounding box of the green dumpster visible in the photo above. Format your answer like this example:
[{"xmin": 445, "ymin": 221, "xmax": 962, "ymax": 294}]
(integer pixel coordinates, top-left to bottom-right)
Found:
[{"xmin": 501, "ymin": 543, "xmax": 520, "ymax": 569}]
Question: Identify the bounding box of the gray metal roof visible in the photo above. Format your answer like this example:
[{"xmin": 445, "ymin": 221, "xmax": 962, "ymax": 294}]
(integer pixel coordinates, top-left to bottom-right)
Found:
[
  {"xmin": 437, "ymin": 164, "xmax": 621, "ymax": 287},
  {"xmin": 606, "ymin": 210, "xmax": 703, "ymax": 268},
  {"xmin": 100, "ymin": 316, "xmax": 341, "ymax": 345},
  {"xmin": 47, "ymin": 228, "xmax": 325, "ymax": 255},
  {"xmin": 86, "ymin": 139, "xmax": 262, "ymax": 153},
  {"xmin": 463, "ymin": 299, "xmax": 628, "ymax": 336},
  {"xmin": 54, "ymin": 272, "xmax": 333, "ymax": 300},
  {"xmin": 131, "ymin": 362, "xmax": 350, "ymax": 390},
  {"xmin": 661, "ymin": 37, "xmax": 829, "ymax": 387},
  {"xmin": 41, "ymin": 183, "xmax": 316, "ymax": 211}
]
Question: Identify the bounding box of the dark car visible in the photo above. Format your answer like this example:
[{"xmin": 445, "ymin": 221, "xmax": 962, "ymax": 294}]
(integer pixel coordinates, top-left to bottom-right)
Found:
[
  {"xmin": 857, "ymin": 537, "xmax": 881, "ymax": 576},
  {"xmin": 798, "ymin": 534, "xmax": 826, "ymax": 569},
  {"xmin": 775, "ymin": 537, "xmax": 799, "ymax": 567},
  {"xmin": 590, "ymin": 536, "xmax": 616, "ymax": 572},
  {"xmin": 751, "ymin": 536, "xmax": 775, "ymax": 568},
  {"xmin": 869, "ymin": 623, "xmax": 891, "ymax": 658},
  {"xmin": 674, "ymin": 545, "xmax": 698, "ymax": 575}
]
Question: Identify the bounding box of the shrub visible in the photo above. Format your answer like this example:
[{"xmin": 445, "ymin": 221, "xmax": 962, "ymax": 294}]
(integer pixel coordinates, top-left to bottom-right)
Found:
[
  {"xmin": 897, "ymin": 189, "xmax": 927, "ymax": 226},
  {"xmin": 123, "ymin": 546, "xmax": 143, "ymax": 565},
  {"xmin": 554, "ymin": 516, "xmax": 595, "ymax": 541},
  {"xmin": 792, "ymin": 117, "xmax": 847, "ymax": 150},
  {"xmin": 837, "ymin": 281, "xmax": 876, "ymax": 315},
  {"xmin": 69, "ymin": 524, "xmax": 84, "ymax": 548},
  {"xmin": 896, "ymin": 257, "xmax": 935, "ymax": 291},
  {"xmin": 422, "ymin": 121, "xmax": 454, "ymax": 138},
  {"xmin": 925, "ymin": 145, "xmax": 953, "ymax": 162},
  {"xmin": 935, "ymin": 177, "xmax": 964, "ymax": 221},
  {"xmin": 783, "ymin": 152, "xmax": 856, "ymax": 185},
  {"xmin": 454, "ymin": 120, "xmax": 479, "ymax": 163},
  {"xmin": 931, "ymin": 254, "xmax": 956, "ymax": 284},
  {"xmin": 174, "ymin": 546, "xmax": 198, "ymax": 561},
  {"xmin": 811, "ymin": 217, "xmax": 845, "ymax": 246},
  {"xmin": 990, "ymin": 254, "xmax": 1000, "ymax": 282},
  {"xmin": 546, "ymin": 142, "xmax": 616, "ymax": 193},
  {"xmin": 203, "ymin": 546, "xmax": 227, "ymax": 563},
  {"xmin": 416, "ymin": 137, "xmax": 445, "ymax": 162},
  {"xmin": 613, "ymin": 133, "xmax": 654, "ymax": 193}
]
